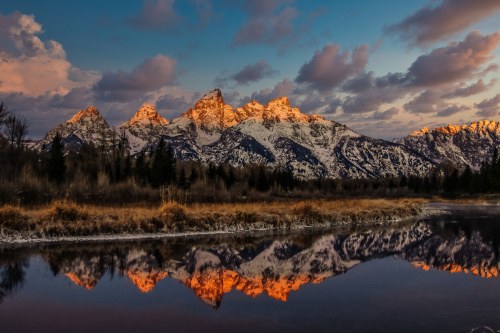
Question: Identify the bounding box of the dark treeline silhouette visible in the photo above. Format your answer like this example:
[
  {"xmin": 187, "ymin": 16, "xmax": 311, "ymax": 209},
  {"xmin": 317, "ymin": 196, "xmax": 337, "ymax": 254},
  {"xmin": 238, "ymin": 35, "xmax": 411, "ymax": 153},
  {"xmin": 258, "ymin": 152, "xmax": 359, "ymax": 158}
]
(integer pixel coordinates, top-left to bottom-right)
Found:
[{"xmin": 1, "ymin": 102, "xmax": 500, "ymax": 205}]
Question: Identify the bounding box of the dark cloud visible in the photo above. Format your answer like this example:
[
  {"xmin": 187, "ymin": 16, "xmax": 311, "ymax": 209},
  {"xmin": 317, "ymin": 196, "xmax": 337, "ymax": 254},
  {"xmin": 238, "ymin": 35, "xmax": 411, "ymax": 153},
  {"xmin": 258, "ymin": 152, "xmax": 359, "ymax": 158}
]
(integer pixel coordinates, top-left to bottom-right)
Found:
[
  {"xmin": 406, "ymin": 31, "xmax": 500, "ymax": 87},
  {"xmin": 221, "ymin": 91, "xmax": 241, "ymax": 105},
  {"xmin": 330, "ymin": 31, "xmax": 500, "ymax": 116},
  {"xmin": 404, "ymin": 89, "xmax": 443, "ymax": 114},
  {"xmin": 216, "ymin": 60, "xmax": 278, "ymax": 86},
  {"xmin": 443, "ymin": 79, "xmax": 497, "ymax": 98},
  {"xmin": 436, "ymin": 105, "xmax": 469, "ymax": 117},
  {"xmin": 156, "ymin": 92, "xmax": 196, "ymax": 118},
  {"xmin": 386, "ymin": 0, "xmax": 500, "ymax": 46},
  {"xmin": 0, "ymin": 87, "xmax": 95, "ymax": 137},
  {"xmin": 297, "ymin": 93, "xmax": 336, "ymax": 114},
  {"xmin": 127, "ymin": 0, "xmax": 180, "ymax": 30},
  {"xmin": 475, "ymin": 94, "xmax": 500, "ymax": 117},
  {"xmin": 232, "ymin": 60, "xmax": 278, "ymax": 85},
  {"xmin": 231, "ymin": 0, "xmax": 298, "ymax": 48},
  {"xmin": 331, "ymin": 85, "xmax": 406, "ymax": 115},
  {"xmin": 404, "ymin": 89, "xmax": 470, "ymax": 117},
  {"xmin": 241, "ymin": 78, "xmax": 295, "ymax": 105},
  {"xmin": 295, "ymin": 44, "xmax": 369, "ymax": 92},
  {"xmin": 372, "ymin": 107, "xmax": 399, "ymax": 120},
  {"xmin": 93, "ymin": 55, "xmax": 177, "ymax": 102}
]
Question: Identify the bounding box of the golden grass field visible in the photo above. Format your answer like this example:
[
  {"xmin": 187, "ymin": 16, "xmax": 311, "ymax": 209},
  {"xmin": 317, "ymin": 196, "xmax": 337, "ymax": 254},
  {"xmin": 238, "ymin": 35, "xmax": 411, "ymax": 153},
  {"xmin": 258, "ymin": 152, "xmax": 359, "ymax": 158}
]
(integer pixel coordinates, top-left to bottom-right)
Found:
[{"xmin": 0, "ymin": 198, "xmax": 427, "ymax": 240}]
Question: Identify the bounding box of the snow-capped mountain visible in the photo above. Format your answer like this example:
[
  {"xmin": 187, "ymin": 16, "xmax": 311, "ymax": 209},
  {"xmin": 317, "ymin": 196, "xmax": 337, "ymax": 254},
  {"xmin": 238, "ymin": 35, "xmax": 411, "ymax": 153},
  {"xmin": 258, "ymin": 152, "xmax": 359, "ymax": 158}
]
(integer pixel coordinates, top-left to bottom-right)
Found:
[
  {"xmin": 120, "ymin": 103, "xmax": 170, "ymax": 154},
  {"xmin": 162, "ymin": 89, "xmax": 434, "ymax": 179},
  {"xmin": 34, "ymin": 89, "xmax": 436, "ymax": 179},
  {"xmin": 396, "ymin": 120, "xmax": 500, "ymax": 170},
  {"xmin": 34, "ymin": 106, "xmax": 116, "ymax": 151}
]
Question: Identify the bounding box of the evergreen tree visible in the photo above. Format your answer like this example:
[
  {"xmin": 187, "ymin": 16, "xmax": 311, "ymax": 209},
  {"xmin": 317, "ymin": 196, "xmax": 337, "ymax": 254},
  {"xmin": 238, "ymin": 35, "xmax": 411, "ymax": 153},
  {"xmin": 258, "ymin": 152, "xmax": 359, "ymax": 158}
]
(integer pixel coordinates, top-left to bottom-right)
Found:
[
  {"xmin": 149, "ymin": 138, "xmax": 176, "ymax": 187},
  {"xmin": 47, "ymin": 133, "xmax": 66, "ymax": 184},
  {"xmin": 256, "ymin": 167, "xmax": 270, "ymax": 192}
]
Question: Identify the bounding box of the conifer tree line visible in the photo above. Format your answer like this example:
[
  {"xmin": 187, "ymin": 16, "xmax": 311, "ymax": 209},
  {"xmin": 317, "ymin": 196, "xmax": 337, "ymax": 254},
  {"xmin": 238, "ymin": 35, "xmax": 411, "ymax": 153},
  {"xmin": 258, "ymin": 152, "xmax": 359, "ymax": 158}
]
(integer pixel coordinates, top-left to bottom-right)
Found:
[{"xmin": 2, "ymin": 102, "xmax": 500, "ymax": 205}]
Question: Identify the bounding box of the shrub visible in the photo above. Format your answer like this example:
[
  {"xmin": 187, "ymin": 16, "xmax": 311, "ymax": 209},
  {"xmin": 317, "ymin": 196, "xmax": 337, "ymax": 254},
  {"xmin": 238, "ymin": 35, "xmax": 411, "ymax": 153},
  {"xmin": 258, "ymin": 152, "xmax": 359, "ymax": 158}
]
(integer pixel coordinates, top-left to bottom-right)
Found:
[
  {"xmin": 159, "ymin": 201, "xmax": 187, "ymax": 222},
  {"xmin": 46, "ymin": 200, "xmax": 87, "ymax": 221},
  {"xmin": 0, "ymin": 205, "xmax": 26, "ymax": 230},
  {"xmin": 291, "ymin": 201, "xmax": 318, "ymax": 216}
]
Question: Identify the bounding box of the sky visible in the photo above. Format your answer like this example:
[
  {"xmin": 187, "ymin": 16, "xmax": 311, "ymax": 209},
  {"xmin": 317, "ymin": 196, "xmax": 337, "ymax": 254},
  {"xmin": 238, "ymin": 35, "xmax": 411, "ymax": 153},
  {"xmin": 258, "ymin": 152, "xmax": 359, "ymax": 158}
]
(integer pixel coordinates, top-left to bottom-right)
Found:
[{"xmin": 0, "ymin": 0, "xmax": 499, "ymax": 139}]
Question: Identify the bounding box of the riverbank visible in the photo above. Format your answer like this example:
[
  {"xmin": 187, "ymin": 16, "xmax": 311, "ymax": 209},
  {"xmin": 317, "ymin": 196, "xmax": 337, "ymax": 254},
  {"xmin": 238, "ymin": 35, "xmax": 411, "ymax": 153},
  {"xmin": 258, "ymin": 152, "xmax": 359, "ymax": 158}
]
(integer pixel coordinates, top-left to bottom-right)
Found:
[{"xmin": 0, "ymin": 198, "xmax": 429, "ymax": 243}]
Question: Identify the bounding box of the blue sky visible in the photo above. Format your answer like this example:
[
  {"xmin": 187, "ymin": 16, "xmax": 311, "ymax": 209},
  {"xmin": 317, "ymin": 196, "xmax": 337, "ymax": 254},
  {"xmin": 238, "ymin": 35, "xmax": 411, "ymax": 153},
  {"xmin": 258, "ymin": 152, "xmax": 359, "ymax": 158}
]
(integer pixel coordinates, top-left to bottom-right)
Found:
[{"xmin": 0, "ymin": 0, "xmax": 499, "ymax": 138}]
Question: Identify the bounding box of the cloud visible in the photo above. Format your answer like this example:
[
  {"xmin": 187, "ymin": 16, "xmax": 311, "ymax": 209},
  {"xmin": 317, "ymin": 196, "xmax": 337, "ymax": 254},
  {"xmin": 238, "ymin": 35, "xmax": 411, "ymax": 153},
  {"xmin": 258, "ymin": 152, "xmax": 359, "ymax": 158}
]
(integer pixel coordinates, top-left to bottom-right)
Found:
[
  {"xmin": 93, "ymin": 55, "xmax": 177, "ymax": 102},
  {"xmin": 475, "ymin": 94, "xmax": 500, "ymax": 117},
  {"xmin": 127, "ymin": 0, "xmax": 180, "ymax": 30},
  {"xmin": 231, "ymin": 0, "xmax": 298, "ymax": 48},
  {"xmin": 406, "ymin": 31, "xmax": 500, "ymax": 87},
  {"xmin": 216, "ymin": 60, "xmax": 278, "ymax": 86},
  {"xmin": 442, "ymin": 79, "xmax": 497, "ymax": 98},
  {"xmin": 241, "ymin": 78, "xmax": 295, "ymax": 105},
  {"xmin": 157, "ymin": 93, "xmax": 195, "ymax": 118},
  {"xmin": 436, "ymin": 104, "xmax": 469, "ymax": 117},
  {"xmin": 404, "ymin": 89, "xmax": 470, "ymax": 117},
  {"xmin": 295, "ymin": 44, "xmax": 369, "ymax": 92},
  {"xmin": 372, "ymin": 107, "xmax": 400, "ymax": 120},
  {"xmin": 0, "ymin": 12, "xmax": 99, "ymax": 96},
  {"xmin": 331, "ymin": 85, "xmax": 406, "ymax": 115},
  {"xmin": 386, "ymin": 0, "xmax": 500, "ymax": 46},
  {"xmin": 330, "ymin": 31, "xmax": 500, "ymax": 116}
]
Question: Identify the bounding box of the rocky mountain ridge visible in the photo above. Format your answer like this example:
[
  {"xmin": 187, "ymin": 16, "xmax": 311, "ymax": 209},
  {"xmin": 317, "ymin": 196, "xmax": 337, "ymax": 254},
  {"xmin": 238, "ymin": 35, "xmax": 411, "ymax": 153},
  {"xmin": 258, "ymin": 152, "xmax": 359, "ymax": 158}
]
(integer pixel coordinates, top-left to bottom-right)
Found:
[
  {"xmin": 397, "ymin": 120, "xmax": 500, "ymax": 170},
  {"xmin": 34, "ymin": 89, "xmax": 436, "ymax": 179}
]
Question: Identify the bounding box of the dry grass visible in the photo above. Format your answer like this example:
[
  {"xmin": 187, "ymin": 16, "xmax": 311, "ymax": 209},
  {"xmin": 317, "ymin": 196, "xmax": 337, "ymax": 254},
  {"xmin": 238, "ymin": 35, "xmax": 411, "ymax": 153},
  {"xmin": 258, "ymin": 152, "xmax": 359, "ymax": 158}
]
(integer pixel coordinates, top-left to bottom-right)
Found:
[{"xmin": 0, "ymin": 198, "xmax": 427, "ymax": 240}]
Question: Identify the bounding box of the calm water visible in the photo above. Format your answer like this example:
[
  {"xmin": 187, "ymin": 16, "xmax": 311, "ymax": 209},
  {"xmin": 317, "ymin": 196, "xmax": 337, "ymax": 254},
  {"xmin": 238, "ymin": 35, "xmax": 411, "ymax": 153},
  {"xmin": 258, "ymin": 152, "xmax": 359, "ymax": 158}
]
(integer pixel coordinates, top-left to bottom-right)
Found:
[{"xmin": 1, "ymin": 204, "xmax": 500, "ymax": 333}]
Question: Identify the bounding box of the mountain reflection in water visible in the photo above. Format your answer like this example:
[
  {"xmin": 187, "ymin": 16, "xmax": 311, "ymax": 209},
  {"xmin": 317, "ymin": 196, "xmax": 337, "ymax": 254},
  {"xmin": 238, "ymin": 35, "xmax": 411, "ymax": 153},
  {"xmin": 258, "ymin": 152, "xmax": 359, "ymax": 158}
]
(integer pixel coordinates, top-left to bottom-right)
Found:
[{"xmin": 1, "ymin": 212, "xmax": 500, "ymax": 309}]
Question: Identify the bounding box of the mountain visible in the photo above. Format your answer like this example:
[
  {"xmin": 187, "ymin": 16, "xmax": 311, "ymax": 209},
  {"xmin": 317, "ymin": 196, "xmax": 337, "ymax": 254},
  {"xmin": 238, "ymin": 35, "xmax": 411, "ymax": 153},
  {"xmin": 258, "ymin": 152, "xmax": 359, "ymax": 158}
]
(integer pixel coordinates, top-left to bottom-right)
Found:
[
  {"xmin": 34, "ymin": 89, "xmax": 436, "ymax": 179},
  {"xmin": 34, "ymin": 106, "xmax": 115, "ymax": 151},
  {"xmin": 120, "ymin": 103, "xmax": 170, "ymax": 154},
  {"xmin": 396, "ymin": 120, "xmax": 500, "ymax": 170},
  {"xmin": 150, "ymin": 89, "xmax": 435, "ymax": 179}
]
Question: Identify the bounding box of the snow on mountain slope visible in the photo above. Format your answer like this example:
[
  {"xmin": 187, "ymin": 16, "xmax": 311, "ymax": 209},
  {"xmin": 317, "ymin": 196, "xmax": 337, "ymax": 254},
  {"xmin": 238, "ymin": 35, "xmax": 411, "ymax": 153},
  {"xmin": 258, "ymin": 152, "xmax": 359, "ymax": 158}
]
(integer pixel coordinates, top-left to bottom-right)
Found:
[
  {"xmin": 120, "ymin": 104, "xmax": 170, "ymax": 154},
  {"xmin": 396, "ymin": 120, "xmax": 500, "ymax": 170},
  {"xmin": 34, "ymin": 89, "xmax": 436, "ymax": 179},
  {"xmin": 34, "ymin": 106, "xmax": 115, "ymax": 151}
]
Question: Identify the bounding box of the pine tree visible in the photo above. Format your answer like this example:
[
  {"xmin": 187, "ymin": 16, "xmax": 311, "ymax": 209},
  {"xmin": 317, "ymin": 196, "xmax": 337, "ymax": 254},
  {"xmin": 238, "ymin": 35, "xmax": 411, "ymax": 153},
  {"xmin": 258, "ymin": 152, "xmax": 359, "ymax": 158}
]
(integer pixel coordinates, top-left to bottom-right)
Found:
[
  {"xmin": 47, "ymin": 133, "xmax": 66, "ymax": 184},
  {"xmin": 150, "ymin": 138, "xmax": 176, "ymax": 187}
]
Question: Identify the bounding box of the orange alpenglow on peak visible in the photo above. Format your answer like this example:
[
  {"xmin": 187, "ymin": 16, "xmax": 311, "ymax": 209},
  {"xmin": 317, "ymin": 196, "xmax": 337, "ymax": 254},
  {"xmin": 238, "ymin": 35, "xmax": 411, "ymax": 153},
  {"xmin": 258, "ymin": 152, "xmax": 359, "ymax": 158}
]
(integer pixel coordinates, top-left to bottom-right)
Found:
[
  {"xmin": 410, "ymin": 120, "xmax": 500, "ymax": 136},
  {"xmin": 65, "ymin": 272, "xmax": 99, "ymax": 290},
  {"xmin": 182, "ymin": 269, "xmax": 326, "ymax": 308},
  {"xmin": 184, "ymin": 88, "xmax": 325, "ymax": 132},
  {"xmin": 66, "ymin": 106, "xmax": 102, "ymax": 124},
  {"xmin": 126, "ymin": 270, "xmax": 168, "ymax": 293},
  {"xmin": 126, "ymin": 103, "xmax": 169, "ymax": 127},
  {"xmin": 412, "ymin": 261, "xmax": 500, "ymax": 278}
]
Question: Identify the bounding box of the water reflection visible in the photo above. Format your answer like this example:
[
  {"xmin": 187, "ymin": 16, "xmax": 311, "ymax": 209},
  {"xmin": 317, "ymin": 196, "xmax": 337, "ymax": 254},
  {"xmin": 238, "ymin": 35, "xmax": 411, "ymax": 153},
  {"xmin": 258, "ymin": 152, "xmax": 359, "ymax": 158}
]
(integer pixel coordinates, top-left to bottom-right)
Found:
[{"xmin": 1, "ymin": 212, "xmax": 499, "ymax": 308}]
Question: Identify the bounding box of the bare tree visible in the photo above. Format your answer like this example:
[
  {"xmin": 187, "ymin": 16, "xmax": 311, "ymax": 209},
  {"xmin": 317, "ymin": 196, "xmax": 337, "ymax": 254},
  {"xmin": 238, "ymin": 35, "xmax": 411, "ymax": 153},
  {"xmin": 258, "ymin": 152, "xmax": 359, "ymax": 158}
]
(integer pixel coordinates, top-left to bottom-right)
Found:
[
  {"xmin": 4, "ymin": 114, "xmax": 29, "ymax": 149},
  {"xmin": 0, "ymin": 102, "xmax": 10, "ymax": 128}
]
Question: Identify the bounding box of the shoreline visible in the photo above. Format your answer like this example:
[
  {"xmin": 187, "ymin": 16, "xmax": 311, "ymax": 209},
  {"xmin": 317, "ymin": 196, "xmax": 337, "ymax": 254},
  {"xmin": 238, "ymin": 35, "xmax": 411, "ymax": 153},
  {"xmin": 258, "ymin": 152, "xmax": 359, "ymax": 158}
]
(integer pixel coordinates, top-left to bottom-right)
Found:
[{"xmin": 0, "ymin": 199, "xmax": 446, "ymax": 245}]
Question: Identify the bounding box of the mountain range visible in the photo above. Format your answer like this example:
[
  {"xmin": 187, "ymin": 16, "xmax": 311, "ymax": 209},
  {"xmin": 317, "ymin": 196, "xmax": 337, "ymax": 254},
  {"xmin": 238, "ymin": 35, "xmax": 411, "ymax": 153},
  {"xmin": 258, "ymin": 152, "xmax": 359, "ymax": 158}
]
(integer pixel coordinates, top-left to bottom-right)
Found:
[
  {"xmin": 39, "ymin": 221, "xmax": 499, "ymax": 308},
  {"xmin": 34, "ymin": 88, "xmax": 500, "ymax": 179}
]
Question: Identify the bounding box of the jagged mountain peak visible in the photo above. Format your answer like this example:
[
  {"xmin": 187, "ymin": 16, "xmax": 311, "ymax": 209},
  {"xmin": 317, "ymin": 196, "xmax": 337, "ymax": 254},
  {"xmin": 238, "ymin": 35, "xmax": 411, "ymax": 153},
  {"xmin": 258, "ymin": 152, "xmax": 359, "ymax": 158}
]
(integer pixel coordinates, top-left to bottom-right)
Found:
[
  {"xmin": 125, "ymin": 103, "xmax": 169, "ymax": 127},
  {"xmin": 183, "ymin": 89, "xmax": 236, "ymax": 133},
  {"xmin": 399, "ymin": 119, "xmax": 500, "ymax": 170},
  {"xmin": 200, "ymin": 88, "xmax": 223, "ymax": 101},
  {"xmin": 67, "ymin": 106, "xmax": 104, "ymax": 124},
  {"xmin": 410, "ymin": 120, "xmax": 500, "ymax": 137},
  {"xmin": 266, "ymin": 96, "xmax": 290, "ymax": 109}
]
